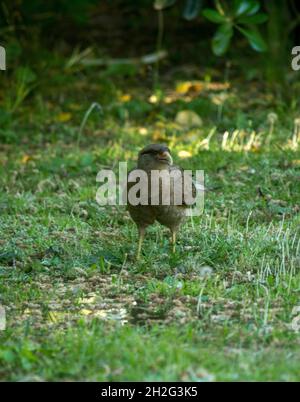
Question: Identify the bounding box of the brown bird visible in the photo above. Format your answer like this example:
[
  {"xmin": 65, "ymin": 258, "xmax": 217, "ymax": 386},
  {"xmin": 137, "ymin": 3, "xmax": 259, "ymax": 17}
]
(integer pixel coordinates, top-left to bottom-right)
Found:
[{"xmin": 126, "ymin": 144, "xmax": 196, "ymax": 260}]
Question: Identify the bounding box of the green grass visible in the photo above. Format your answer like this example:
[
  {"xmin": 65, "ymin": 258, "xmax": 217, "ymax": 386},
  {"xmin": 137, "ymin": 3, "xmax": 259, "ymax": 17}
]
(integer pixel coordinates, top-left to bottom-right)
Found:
[{"xmin": 0, "ymin": 61, "xmax": 300, "ymax": 381}]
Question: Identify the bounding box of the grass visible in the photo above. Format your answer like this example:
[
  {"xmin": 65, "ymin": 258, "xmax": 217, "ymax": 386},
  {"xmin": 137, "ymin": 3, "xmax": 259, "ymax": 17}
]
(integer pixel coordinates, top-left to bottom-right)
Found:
[{"xmin": 0, "ymin": 58, "xmax": 300, "ymax": 381}]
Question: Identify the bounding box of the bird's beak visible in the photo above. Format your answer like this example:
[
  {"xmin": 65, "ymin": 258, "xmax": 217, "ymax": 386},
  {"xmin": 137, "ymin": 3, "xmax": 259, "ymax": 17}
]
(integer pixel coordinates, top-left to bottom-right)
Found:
[{"xmin": 156, "ymin": 151, "xmax": 173, "ymax": 164}]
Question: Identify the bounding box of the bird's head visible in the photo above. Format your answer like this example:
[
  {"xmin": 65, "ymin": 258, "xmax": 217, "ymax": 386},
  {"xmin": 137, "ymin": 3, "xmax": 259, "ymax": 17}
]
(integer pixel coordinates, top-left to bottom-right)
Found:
[{"xmin": 137, "ymin": 144, "xmax": 173, "ymax": 171}]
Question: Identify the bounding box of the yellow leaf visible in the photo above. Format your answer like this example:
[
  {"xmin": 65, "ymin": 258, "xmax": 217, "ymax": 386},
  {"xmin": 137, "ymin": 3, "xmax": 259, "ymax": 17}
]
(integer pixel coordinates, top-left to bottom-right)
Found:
[
  {"xmin": 79, "ymin": 296, "xmax": 96, "ymax": 304},
  {"xmin": 80, "ymin": 309, "xmax": 93, "ymax": 316},
  {"xmin": 176, "ymin": 81, "xmax": 203, "ymax": 95},
  {"xmin": 152, "ymin": 130, "xmax": 166, "ymax": 141},
  {"xmin": 148, "ymin": 94, "xmax": 158, "ymax": 104},
  {"xmin": 21, "ymin": 155, "xmax": 30, "ymax": 164},
  {"xmin": 56, "ymin": 112, "xmax": 72, "ymax": 122},
  {"xmin": 175, "ymin": 110, "xmax": 203, "ymax": 128},
  {"xmin": 119, "ymin": 94, "xmax": 131, "ymax": 102},
  {"xmin": 176, "ymin": 81, "xmax": 192, "ymax": 94},
  {"xmin": 138, "ymin": 127, "xmax": 148, "ymax": 136},
  {"xmin": 163, "ymin": 96, "xmax": 173, "ymax": 104},
  {"xmin": 48, "ymin": 311, "xmax": 65, "ymax": 323},
  {"xmin": 178, "ymin": 150, "xmax": 192, "ymax": 159}
]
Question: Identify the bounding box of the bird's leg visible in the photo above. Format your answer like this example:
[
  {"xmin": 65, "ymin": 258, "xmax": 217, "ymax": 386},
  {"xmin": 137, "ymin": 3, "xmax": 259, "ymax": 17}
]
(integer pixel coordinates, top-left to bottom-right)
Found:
[
  {"xmin": 136, "ymin": 227, "xmax": 145, "ymax": 261},
  {"xmin": 171, "ymin": 230, "xmax": 176, "ymax": 254}
]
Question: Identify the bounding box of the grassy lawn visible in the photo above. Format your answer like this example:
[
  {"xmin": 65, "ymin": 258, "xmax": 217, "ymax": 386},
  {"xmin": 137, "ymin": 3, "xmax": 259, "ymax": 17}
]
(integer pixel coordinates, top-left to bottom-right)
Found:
[{"xmin": 0, "ymin": 64, "xmax": 300, "ymax": 381}]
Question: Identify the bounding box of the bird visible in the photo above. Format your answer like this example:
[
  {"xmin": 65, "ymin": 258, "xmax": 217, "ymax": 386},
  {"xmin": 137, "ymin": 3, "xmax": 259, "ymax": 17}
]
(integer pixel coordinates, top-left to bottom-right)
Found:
[{"xmin": 126, "ymin": 144, "xmax": 196, "ymax": 260}]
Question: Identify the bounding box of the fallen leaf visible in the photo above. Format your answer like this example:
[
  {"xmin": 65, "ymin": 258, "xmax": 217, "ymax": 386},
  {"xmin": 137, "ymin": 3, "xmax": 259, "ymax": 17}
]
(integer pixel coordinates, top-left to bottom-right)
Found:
[
  {"xmin": 80, "ymin": 309, "xmax": 93, "ymax": 316},
  {"xmin": 175, "ymin": 110, "xmax": 203, "ymax": 128},
  {"xmin": 178, "ymin": 150, "xmax": 192, "ymax": 159},
  {"xmin": 21, "ymin": 155, "xmax": 31, "ymax": 164},
  {"xmin": 56, "ymin": 112, "xmax": 72, "ymax": 122},
  {"xmin": 119, "ymin": 94, "xmax": 131, "ymax": 102}
]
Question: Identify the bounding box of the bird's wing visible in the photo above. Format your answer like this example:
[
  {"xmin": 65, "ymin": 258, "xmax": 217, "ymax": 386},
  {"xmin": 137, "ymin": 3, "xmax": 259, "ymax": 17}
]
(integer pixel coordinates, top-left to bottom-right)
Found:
[
  {"xmin": 125, "ymin": 167, "xmax": 138, "ymax": 205},
  {"xmin": 125, "ymin": 167, "xmax": 152, "ymax": 206},
  {"xmin": 170, "ymin": 165, "xmax": 197, "ymax": 206},
  {"xmin": 125, "ymin": 167, "xmax": 157, "ymax": 227},
  {"xmin": 125, "ymin": 165, "xmax": 200, "ymax": 207}
]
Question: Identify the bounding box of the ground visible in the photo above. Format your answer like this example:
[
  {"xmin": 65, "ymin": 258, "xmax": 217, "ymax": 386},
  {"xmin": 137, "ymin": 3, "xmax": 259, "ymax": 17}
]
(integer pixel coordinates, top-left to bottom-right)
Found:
[{"xmin": 0, "ymin": 60, "xmax": 300, "ymax": 381}]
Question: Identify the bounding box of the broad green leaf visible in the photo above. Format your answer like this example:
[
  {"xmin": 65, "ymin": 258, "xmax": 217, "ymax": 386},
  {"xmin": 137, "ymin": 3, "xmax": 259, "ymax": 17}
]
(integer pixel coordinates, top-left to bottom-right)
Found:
[
  {"xmin": 202, "ymin": 8, "xmax": 227, "ymax": 24},
  {"xmin": 212, "ymin": 24, "xmax": 233, "ymax": 56},
  {"xmin": 183, "ymin": 0, "xmax": 203, "ymax": 21},
  {"xmin": 237, "ymin": 12, "xmax": 268, "ymax": 24},
  {"xmin": 0, "ymin": 350, "xmax": 16, "ymax": 363},
  {"xmin": 237, "ymin": 26, "xmax": 267, "ymax": 52},
  {"xmin": 234, "ymin": 0, "xmax": 260, "ymax": 16},
  {"xmin": 154, "ymin": 0, "xmax": 177, "ymax": 10}
]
